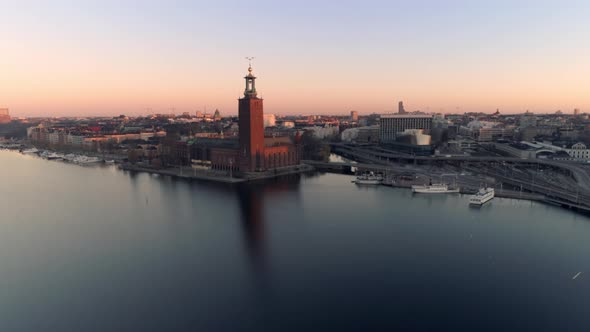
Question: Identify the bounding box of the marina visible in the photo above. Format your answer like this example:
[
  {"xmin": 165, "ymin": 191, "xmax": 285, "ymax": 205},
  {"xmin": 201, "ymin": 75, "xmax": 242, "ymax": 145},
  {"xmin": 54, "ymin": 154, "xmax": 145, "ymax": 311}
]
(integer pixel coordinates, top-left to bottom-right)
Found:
[{"xmin": 14, "ymin": 148, "xmax": 118, "ymax": 166}]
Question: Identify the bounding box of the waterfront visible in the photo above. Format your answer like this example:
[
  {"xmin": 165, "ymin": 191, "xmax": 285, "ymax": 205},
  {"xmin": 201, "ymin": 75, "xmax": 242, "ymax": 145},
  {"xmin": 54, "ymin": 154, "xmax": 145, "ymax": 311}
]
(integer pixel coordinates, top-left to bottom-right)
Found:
[{"xmin": 1, "ymin": 150, "xmax": 589, "ymax": 331}]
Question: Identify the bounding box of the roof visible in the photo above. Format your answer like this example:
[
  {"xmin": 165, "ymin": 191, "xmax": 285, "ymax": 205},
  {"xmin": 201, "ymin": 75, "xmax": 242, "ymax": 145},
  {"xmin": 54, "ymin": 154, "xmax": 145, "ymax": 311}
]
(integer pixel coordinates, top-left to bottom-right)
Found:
[
  {"xmin": 188, "ymin": 137, "xmax": 239, "ymax": 149},
  {"xmin": 380, "ymin": 114, "xmax": 433, "ymax": 119}
]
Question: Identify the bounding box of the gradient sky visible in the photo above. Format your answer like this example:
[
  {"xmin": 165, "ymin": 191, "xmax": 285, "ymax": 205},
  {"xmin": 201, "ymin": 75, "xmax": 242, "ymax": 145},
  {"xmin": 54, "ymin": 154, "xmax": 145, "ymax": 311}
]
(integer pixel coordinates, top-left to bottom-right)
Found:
[{"xmin": 2, "ymin": 0, "xmax": 590, "ymax": 116}]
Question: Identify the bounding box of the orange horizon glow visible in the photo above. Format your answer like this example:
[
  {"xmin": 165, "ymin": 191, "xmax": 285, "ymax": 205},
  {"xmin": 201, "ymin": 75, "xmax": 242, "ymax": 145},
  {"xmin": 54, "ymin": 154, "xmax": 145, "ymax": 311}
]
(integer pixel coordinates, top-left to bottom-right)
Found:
[{"xmin": 2, "ymin": 2, "xmax": 589, "ymax": 117}]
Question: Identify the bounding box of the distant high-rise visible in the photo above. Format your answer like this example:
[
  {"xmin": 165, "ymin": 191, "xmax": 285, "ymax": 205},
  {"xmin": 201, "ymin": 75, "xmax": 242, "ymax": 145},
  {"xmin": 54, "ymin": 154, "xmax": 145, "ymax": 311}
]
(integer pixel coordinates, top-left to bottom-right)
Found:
[
  {"xmin": 350, "ymin": 111, "xmax": 358, "ymax": 122},
  {"xmin": 0, "ymin": 108, "xmax": 10, "ymax": 123},
  {"xmin": 398, "ymin": 101, "xmax": 406, "ymax": 114},
  {"xmin": 574, "ymin": 108, "xmax": 580, "ymax": 116}
]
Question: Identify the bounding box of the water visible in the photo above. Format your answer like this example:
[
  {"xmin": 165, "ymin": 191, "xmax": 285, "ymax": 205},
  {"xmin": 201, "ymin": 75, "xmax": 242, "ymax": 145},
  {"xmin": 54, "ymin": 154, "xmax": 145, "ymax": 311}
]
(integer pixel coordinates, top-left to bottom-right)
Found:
[{"xmin": 1, "ymin": 150, "xmax": 589, "ymax": 331}]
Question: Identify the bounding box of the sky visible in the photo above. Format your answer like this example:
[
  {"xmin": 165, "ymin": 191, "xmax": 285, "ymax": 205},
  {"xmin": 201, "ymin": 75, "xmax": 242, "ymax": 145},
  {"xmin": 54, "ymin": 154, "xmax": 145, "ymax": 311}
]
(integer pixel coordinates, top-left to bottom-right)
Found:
[{"xmin": 1, "ymin": 0, "xmax": 590, "ymax": 117}]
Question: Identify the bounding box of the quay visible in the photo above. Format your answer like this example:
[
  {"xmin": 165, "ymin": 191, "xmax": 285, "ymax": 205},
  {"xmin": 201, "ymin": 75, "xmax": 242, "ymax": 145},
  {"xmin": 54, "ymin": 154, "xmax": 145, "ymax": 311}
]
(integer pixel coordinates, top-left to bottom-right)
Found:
[
  {"xmin": 304, "ymin": 159, "xmax": 590, "ymax": 214},
  {"xmin": 119, "ymin": 163, "xmax": 314, "ymax": 183}
]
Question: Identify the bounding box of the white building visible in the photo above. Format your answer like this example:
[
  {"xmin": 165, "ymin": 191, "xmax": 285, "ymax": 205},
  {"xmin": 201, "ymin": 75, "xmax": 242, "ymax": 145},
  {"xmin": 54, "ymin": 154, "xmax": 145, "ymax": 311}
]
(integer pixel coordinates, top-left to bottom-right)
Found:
[
  {"xmin": 397, "ymin": 129, "xmax": 432, "ymax": 145},
  {"xmin": 263, "ymin": 114, "xmax": 276, "ymax": 127},
  {"xmin": 281, "ymin": 121, "xmax": 295, "ymax": 128}
]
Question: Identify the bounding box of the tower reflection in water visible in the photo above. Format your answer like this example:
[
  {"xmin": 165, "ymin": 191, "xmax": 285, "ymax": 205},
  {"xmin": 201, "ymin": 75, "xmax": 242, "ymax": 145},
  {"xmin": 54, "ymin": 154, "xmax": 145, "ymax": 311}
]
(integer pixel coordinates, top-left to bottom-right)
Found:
[{"xmin": 236, "ymin": 174, "xmax": 305, "ymax": 275}]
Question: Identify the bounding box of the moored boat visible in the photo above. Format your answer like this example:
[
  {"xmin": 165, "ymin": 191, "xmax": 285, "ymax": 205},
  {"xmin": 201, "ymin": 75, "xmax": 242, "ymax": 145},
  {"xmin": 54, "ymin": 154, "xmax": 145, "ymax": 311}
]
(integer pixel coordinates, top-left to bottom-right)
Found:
[
  {"xmin": 21, "ymin": 148, "xmax": 40, "ymax": 154},
  {"xmin": 412, "ymin": 182, "xmax": 460, "ymax": 194},
  {"xmin": 469, "ymin": 187, "xmax": 495, "ymax": 205},
  {"xmin": 353, "ymin": 172, "xmax": 383, "ymax": 185}
]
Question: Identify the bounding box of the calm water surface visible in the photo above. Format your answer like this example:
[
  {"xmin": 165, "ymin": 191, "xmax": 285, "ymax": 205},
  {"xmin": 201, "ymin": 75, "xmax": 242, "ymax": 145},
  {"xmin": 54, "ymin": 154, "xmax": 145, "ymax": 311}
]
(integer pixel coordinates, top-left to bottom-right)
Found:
[{"xmin": 1, "ymin": 150, "xmax": 589, "ymax": 331}]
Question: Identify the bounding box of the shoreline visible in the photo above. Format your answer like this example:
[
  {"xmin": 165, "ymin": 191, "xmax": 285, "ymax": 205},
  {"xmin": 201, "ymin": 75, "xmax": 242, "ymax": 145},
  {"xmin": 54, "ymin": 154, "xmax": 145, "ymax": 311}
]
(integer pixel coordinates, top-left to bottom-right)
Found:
[
  {"xmin": 118, "ymin": 163, "xmax": 315, "ymax": 184},
  {"xmin": 2, "ymin": 149, "xmax": 581, "ymax": 212}
]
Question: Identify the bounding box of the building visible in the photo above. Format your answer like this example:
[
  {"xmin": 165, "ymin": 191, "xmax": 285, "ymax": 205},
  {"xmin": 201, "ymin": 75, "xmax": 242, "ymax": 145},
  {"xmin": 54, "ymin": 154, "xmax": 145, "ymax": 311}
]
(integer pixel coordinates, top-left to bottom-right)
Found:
[
  {"xmin": 341, "ymin": 125, "xmax": 379, "ymax": 144},
  {"xmin": 568, "ymin": 142, "xmax": 590, "ymax": 160},
  {"xmin": 237, "ymin": 66, "xmax": 266, "ymax": 172},
  {"xmin": 304, "ymin": 124, "xmax": 339, "ymax": 139},
  {"xmin": 477, "ymin": 127, "xmax": 514, "ymax": 142},
  {"xmin": 281, "ymin": 121, "xmax": 295, "ymax": 128},
  {"xmin": 379, "ymin": 114, "xmax": 433, "ymax": 143},
  {"xmin": 263, "ymin": 114, "xmax": 276, "ymax": 127},
  {"xmin": 396, "ymin": 129, "xmax": 431, "ymax": 146},
  {"xmin": 350, "ymin": 111, "xmax": 358, "ymax": 122},
  {"xmin": 493, "ymin": 142, "xmax": 539, "ymax": 159},
  {"xmin": 0, "ymin": 108, "xmax": 11, "ymax": 123},
  {"xmin": 193, "ymin": 65, "xmax": 301, "ymax": 174},
  {"xmin": 494, "ymin": 141, "xmax": 590, "ymax": 161},
  {"xmin": 213, "ymin": 109, "xmax": 221, "ymax": 121},
  {"xmin": 519, "ymin": 111, "xmax": 537, "ymax": 128},
  {"xmin": 398, "ymin": 101, "xmax": 406, "ymax": 114}
]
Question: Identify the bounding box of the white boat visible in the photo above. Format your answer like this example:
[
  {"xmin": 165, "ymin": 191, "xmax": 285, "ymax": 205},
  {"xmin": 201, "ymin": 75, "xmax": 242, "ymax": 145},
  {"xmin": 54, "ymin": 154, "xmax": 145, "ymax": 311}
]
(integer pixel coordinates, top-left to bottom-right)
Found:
[
  {"xmin": 412, "ymin": 183, "xmax": 460, "ymax": 194},
  {"xmin": 74, "ymin": 156, "xmax": 102, "ymax": 164},
  {"xmin": 105, "ymin": 160, "xmax": 115, "ymax": 164},
  {"xmin": 46, "ymin": 152, "xmax": 63, "ymax": 160},
  {"xmin": 469, "ymin": 187, "xmax": 495, "ymax": 205},
  {"xmin": 353, "ymin": 172, "xmax": 383, "ymax": 185},
  {"xmin": 63, "ymin": 154, "xmax": 77, "ymax": 162},
  {"xmin": 21, "ymin": 148, "xmax": 40, "ymax": 154}
]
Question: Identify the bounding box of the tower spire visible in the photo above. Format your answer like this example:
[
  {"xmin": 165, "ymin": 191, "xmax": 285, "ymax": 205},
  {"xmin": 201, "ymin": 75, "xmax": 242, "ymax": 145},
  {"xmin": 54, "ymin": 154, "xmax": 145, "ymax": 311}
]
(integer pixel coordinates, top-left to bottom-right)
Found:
[
  {"xmin": 243, "ymin": 57, "xmax": 257, "ymax": 98},
  {"xmin": 245, "ymin": 56, "xmax": 255, "ymax": 70}
]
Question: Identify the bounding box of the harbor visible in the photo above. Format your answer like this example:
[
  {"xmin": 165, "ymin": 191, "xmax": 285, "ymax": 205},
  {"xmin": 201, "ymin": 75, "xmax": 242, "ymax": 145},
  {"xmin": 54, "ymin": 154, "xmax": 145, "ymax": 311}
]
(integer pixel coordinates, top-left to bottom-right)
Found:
[{"xmin": 305, "ymin": 158, "xmax": 564, "ymax": 210}]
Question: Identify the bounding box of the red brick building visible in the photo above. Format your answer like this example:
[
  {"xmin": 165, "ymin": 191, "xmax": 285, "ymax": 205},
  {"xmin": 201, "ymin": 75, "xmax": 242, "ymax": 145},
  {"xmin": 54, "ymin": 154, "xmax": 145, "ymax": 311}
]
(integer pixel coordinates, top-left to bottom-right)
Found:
[{"xmin": 193, "ymin": 65, "xmax": 301, "ymax": 174}]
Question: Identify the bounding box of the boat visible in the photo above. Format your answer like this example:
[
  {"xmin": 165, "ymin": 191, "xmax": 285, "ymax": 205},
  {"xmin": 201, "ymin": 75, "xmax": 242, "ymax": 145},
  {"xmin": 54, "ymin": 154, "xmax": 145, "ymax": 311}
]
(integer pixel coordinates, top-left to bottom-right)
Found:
[
  {"xmin": 74, "ymin": 156, "xmax": 102, "ymax": 165},
  {"xmin": 21, "ymin": 148, "xmax": 40, "ymax": 154},
  {"xmin": 105, "ymin": 159, "xmax": 115, "ymax": 164},
  {"xmin": 63, "ymin": 154, "xmax": 77, "ymax": 162},
  {"xmin": 46, "ymin": 152, "xmax": 63, "ymax": 160},
  {"xmin": 412, "ymin": 182, "xmax": 460, "ymax": 194},
  {"xmin": 353, "ymin": 172, "xmax": 383, "ymax": 185},
  {"xmin": 469, "ymin": 187, "xmax": 495, "ymax": 205}
]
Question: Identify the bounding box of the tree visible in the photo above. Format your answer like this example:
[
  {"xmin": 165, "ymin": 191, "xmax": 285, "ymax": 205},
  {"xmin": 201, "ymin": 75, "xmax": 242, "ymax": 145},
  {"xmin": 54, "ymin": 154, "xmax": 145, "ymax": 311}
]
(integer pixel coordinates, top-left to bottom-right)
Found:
[{"xmin": 301, "ymin": 131, "xmax": 331, "ymax": 162}]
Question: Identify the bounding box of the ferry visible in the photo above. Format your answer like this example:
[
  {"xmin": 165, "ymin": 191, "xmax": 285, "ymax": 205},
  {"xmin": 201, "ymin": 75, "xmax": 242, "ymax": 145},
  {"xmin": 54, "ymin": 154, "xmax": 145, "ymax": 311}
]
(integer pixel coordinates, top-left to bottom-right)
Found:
[
  {"xmin": 469, "ymin": 187, "xmax": 495, "ymax": 205},
  {"xmin": 353, "ymin": 172, "xmax": 383, "ymax": 185},
  {"xmin": 411, "ymin": 183, "xmax": 460, "ymax": 194}
]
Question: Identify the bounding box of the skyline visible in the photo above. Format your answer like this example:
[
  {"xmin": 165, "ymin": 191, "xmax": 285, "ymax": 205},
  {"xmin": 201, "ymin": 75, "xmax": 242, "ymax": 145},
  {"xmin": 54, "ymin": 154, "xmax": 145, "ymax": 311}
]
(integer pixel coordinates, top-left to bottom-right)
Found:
[{"xmin": 2, "ymin": 1, "xmax": 590, "ymax": 117}]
